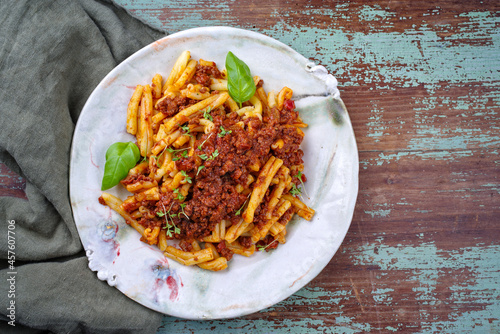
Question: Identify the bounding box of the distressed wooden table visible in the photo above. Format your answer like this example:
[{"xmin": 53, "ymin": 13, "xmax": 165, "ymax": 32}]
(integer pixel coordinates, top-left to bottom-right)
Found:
[{"xmin": 2, "ymin": 0, "xmax": 499, "ymax": 332}]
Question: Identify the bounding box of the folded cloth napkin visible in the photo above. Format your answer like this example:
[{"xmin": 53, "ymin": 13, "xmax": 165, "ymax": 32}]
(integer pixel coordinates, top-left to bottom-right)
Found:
[{"xmin": 0, "ymin": 0, "xmax": 166, "ymax": 332}]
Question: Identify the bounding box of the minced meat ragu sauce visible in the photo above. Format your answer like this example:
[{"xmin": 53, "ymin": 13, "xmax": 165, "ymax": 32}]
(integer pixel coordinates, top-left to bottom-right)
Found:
[{"xmin": 125, "ymin": 64, "xmax": 305, "ymax": 258}]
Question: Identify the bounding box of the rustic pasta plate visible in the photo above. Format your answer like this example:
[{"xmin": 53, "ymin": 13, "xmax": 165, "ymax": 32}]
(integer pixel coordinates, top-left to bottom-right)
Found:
[{"xmin": 69, "ymin": 26, "xmax": 358, "ymax": 319}]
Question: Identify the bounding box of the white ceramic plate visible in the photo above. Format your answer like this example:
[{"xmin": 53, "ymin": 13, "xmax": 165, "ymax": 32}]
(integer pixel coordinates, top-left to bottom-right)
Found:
[{"xmin": 70, "ymin": 26, "xmax": 358, "ymax": 319}]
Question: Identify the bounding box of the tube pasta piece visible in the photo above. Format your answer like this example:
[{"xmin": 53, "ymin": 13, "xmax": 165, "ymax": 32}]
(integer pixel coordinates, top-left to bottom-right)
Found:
[
  {"xmin": 201, "ymin": 222, "xmax": 221, "ymax": 242},
  {"xmin": 100, "ymin": 193, "xmax": 145, "ymax": 236},
  {"xmin": 256, "ymin": 87, "xmax": 269, "ymax": 112},
  {"xmin": 247, "ymin": 96, "xmax": 262, "ymax": 119},
  {"xmin": 201, "ymin": 230, "xmax": 221, "ymax": 243},
  {"xmin": 199, "ymin": 118, "xmax": 215, "ymax": 134},
  {"xmin": 258, "ymin": 199, "xmax": 291, "ymax": 240},
  {"xmin": 164, "ymin": 247, "xmax": 214, "ymax": 266},
  {"xmin": 158, "ymin": 229, "xmax": 167, "ymax": 251},
  {"xmin": 167, "ymin": 171, "xmax": 185, "ymax": 190},
  {"xmin": 125, "ymin": 180, "xmax": 157, "ymax": 193},
  {"xmin": 173, "ymin": 59, "xmax": 197, "ymax": 90},
  {"xmin": 236, "ymin": 106, "xmax": 255, "ymax": 117},
  {"xmin": 277, "ymin": 86, "xmax": 293, "ymax": 110},
  {"xmin": 226, "ymin": 241, "xmax": 256, "ymax": 257},
  {"xmin": 224, "ymin": 96, "xmax": 239, "ymax": 113},
  {"xmin": 151, "ymin": 74, "xmax": 163, "ymax": 99},
  {"xmin": 134, "ymin": 187, "xmax": 160, "ymax": 202},
  {"xmin": 181, "ymin": 84, "xmax": 211, "ymax": 100},
  {"xmin": 196, "ymin": 257, "xmax": 228, "ymax": 271},
  {"xmin": 190, "ymin": 240, "xmax": 202, "ymax": 252},
  {"xmin": 250, "ymin": 226, "xmax": 261, "ymax": 243},
  {"xmin": 268, "ymin": 91, "xmax": 277, "ymax": 108},
  {"xmin": 138, "ymin": 85, "xmax": 154, "ymax": 157},
  {"xmin": 296, "ymin": 208, "xmax": 315, "ymax": 221},
  {"xmin": 269, "ymin": 221, "xmax": 286, "ymax": 236},
  {"xmin": 179, "ymin": 183, "xmax": 191, "ymax": 200},
  {"xmin": 210, "ymin": 78, "xmax": 228, "ymax": 91},
  {"xmin": 243, "ymin": 156, "xmax": 283, "ymax": 224},
  {"xmin": 164, "ymin": 50, "xmax": 190, "ymax": 90},
  {"xmin": 271, "ymin": 139, "xmax": 284, "ymax": 150},
  {"xmin": 265, "ymin": 166, "xmax": 290, "ymax": 219},
  {"xmin": 253, "ymin": 76, "xmax": 261, "ymax": 86},
  {"xmin": 218, "ymin": 220, "xmax": 227, "ymax": 240},
  {"xmin": 172, "ymin": 134, "xmax": 190, "ymax": 148},
  {"xmin": 196, "ymin": 243, "xmax": 229, "ymax": 271},
  {"xmin": 144, "ymin": 226, "xmax": 160, "ymax": 245},
  {"xmin": 152, "ymin": 113, "xmax": 168, "ymax": 132},
  {"xmin": 120, "ymin": 196, "xmax": 140, "ymax": 212},
  {"xmin": 130, "ymin": 210, "xmax": 142, "ymax": 219},
  {"xmin": 126, "ymin": 85, "xmax": 143, "ymax": 135},
  {"xmin": 281, "ymin": 194, "xmax": 315, "ymax": 220},
  {"xmin": 276, "ymin": 230, "xmax": 286, "ymax": 244},
  {"xmin": 138, "ymin": 205, "xmax": 155, "ymax": 219},
  {"xmin": 162, "ymin": 93, "xmax": 228, "ymax": 134},
  {"xmin": 203, "ymin": 242, "xmax": 218, "ymax": 257},
  {"xmin": 224, "ymin": 218, "xmax": 247, "ymax": 244},
  {"xmin": 129, "ymin": 161, "xmax": 148, "ymax": 176},
  {"xmin": 151, "ymin": 129, "xmax": 182, "ymax": 156}
]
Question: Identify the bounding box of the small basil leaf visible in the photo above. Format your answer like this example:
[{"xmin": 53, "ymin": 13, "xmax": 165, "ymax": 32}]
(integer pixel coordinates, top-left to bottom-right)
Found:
[
  {"xmin": 101, "ymin": 142, "xmax": 140, "ymax": 190},
  {"xmin": 225, "ymin": 51, "xmax": 256, "ymax": 106}
]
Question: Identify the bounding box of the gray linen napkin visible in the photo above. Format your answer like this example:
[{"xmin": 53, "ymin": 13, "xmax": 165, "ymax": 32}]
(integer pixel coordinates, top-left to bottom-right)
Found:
[{"xmin": 0, "ymin": 0, "xmax": 166, "ymax": 332}]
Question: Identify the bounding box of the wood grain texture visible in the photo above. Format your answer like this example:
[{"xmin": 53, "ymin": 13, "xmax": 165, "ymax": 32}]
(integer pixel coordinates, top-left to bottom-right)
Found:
[
  {"xmin": 2, "ymin": 0, "xmax": 499, "ymax": 332},
  {"xmin": 119, "ymin": 0, "xmax": 500, "ymax": 332},
  {"xmin": 0, "ymin": 164, "xmax": 27, "ymax": 200}
]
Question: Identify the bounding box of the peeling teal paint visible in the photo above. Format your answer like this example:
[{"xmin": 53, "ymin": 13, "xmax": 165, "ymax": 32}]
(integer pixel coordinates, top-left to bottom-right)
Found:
[
  {"xmin": 116, "ymin": 2, "xmax": 500, "ymax": 88},
  {"xmin": 366, "ymin": 106, "xmax": 387, "ymax": 143},
  {"xmin": 111, "ymin": 2, "xmax": 499, "ymax": 332},
  {"xmin": 358, "ymin": 5, "xmax": 395, "ymax": 21},
  {"xmin": 364, "ymin": 209, "xmax": 391, "ymax": 218},
  {"xmin": 347, "ymin": 243, "xmax": 500, "ymax": 331}
]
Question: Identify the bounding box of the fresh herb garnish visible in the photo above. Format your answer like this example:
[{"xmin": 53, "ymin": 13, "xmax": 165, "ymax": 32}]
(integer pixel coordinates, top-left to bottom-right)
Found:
[
  {"xmin": 218, "ymin": 126, "xmax": 232, "ymax": 138},
  {"xmin": 290, "ymin": 183, "xmax": 302, "ymax": 197},
  {"xmin": 181, "ymin": 124, "xmax": 192, "ymax": 137},
  {"xmin": 154, "ymin": 155, "xmax": 162, "ymax": 167},
  {"xmin": 257, "ymin": 239, "xmax": 278, "ymax": 252},
  {"xmin": 179, "ymin": 203, "xmax": 189, "ymax": 219},
  {"xmin": 235, "ymin": 194, "xmax": 250, "ymax": 216},
  {"xmin": 294, "ymin": 170, "xmax": 309, "ymax": 197},
  {"xmin": 196, "ymin": 165, "xmax": 205, "ymax": 175},
  {"xmin": 101, "ymin": 142, "xmax": 140, "ymax": 190},
  {"xmin": 225, "ymin": 51, "xmax": 256, "ymax": 108},
  {"xmin": 173, "ymin": 188, "xmax": 185, "ymax": 201},
  {"xmin": 172, "ymin": 149, "xmax": 188, "ymax": 161},
  {"xmin": 180, "ymin": 170, "xmax": 192, "ymax": 184},
  {"xmin": 198, "ymin": 149, "xmax": 218, "ymax": 162},
  {"xmin": 209, "ymin": 149, "xmax": 219, "ymax": 160},
  {"xmin": 163, "ymin": 221, "xmax": 180, "ymax": 238},
  {"xmin": 203, "ymin": 107, "xmax": 213, "ymax": 122},
  {"xmin": 197, "ymin": 133, "xmax": 213, "ymax": 150},
  {"xmin": 158, "ymin": 204, "xmax": 181, "ymax": 237}
]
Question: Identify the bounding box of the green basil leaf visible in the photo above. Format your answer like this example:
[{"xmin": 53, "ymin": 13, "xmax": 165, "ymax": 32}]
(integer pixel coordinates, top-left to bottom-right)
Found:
[
  {"xmin": 225, "ymin": 51, "xmax": 256, "ymax": 106},
  {"xmin": 101, "ymin": 142, "xmax": 140, "ymax": 190}
]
